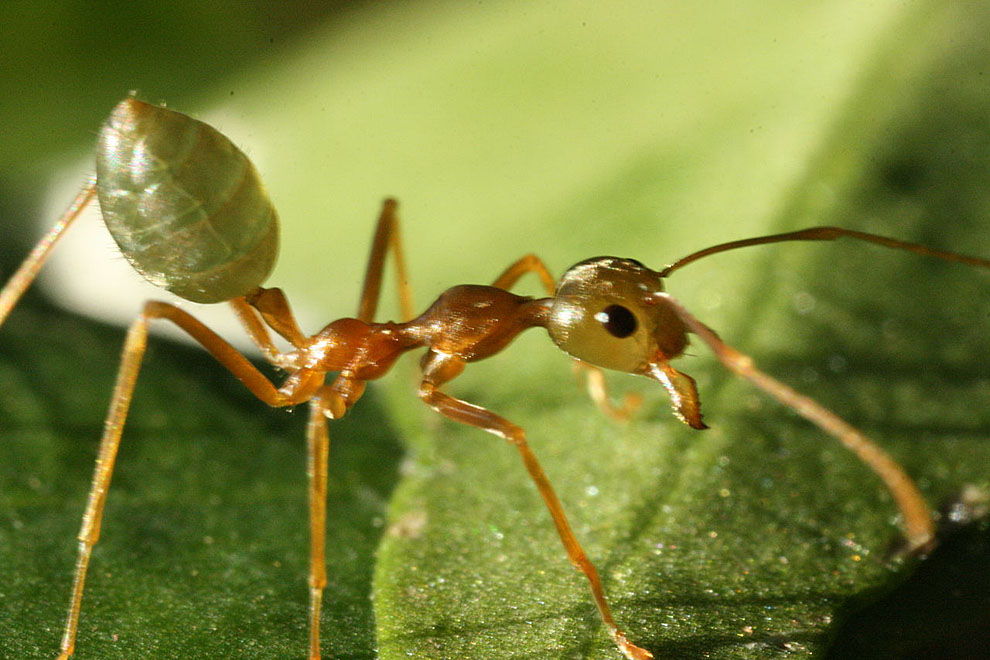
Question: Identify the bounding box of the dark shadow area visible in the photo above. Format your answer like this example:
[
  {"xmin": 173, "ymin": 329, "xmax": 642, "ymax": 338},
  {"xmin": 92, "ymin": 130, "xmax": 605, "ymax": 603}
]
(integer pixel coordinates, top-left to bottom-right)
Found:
[
  {"xmin": 826, "ymin": 521, "xmax": 990, "ymax": 660},
  {"xmin": 0, "ymin": 1, "xmax": 378, "ymax": 257},
  {"xmin": 0, "ymin": 3, "xmax": 370, "ymax": 174}
]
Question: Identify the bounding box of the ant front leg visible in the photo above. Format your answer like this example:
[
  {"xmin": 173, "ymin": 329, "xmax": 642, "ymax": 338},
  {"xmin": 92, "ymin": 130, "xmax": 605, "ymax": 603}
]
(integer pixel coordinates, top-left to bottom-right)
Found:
[
  {"xmin": 417, "ymin": 351, "xmax": 653, "ymax": 660},
  {"xmin": 491, "ymin": 253, "xmax": 558, "ymax": 294},
  {"xmin": 576, "ymin": 363, "xmax": 644, "ymax": 421},
  {"xmin": 54, "ymin": 301, "xmax": 321, "ymax": 659}
]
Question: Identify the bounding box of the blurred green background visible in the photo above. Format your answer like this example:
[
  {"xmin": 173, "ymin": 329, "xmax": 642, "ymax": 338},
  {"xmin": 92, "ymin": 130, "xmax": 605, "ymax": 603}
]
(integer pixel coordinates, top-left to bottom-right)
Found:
[{"xmin": 1, "ymin": 2, "xmax": 988, "ymax": 659}]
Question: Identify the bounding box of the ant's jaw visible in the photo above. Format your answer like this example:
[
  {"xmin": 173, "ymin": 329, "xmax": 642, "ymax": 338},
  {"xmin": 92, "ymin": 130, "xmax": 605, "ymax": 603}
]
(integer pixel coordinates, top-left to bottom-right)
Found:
[{"xmin": 646, "ymin": 361, "xmax": 707, "ymax": 430}]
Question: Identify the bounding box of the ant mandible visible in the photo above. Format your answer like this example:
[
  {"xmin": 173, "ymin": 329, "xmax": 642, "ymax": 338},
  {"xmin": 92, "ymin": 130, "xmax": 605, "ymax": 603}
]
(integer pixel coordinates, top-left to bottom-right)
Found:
[{"xmin": 2, "ymin": 97, "xmax": 988, "ymax": 660}]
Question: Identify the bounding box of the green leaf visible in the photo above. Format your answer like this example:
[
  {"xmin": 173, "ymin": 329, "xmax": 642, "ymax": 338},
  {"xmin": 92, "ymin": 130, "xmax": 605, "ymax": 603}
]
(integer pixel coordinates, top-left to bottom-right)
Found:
[{"xmin": 1, "ymin": 2, "xmax": 988, "ymax": 660}]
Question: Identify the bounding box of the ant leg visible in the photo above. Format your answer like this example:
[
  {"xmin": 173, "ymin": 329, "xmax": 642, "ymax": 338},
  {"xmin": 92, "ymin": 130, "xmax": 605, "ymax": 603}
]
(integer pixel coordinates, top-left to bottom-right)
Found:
[
  {"xmin": 417, "ymin": 354, "xmax": 653, "ymax": 660},
  {"xmin": 201, "ymin": 301, "xmax": 354, "ymax": 659},
  {"xmin": 55, "ymin": 301, "xmax": 323, "ymax": 659},
  {"xmin": 228, "ymin": 295, "xmax": 288, "ymax": 364},
  {"xmin": 305, "ymin": 395, "xmax": 331, "ymax": 660},
  {"xmin": 357, "ymin": 198, "xmax": 414, "ymax": 323},
  {"xmin": 0, "ymin": 178, "xmax": 96, "ymax": 326},
  {"xmin": 575, "ymin": 361, "xmax": 644, "ymax": 421},
  {"xmin": 490, "ymin": 255, "xmax": 642, "ymax": 420},
  {"xmin": 657, "ymin": 292, "xmax": 935, "ymax": 553},
  {"xmin": 231, "ymin": 289, "xmax": 308, "ymax": 368},
  {"xmin": 491, "ymin": 253, "xmax": 557, "ymax": 294},
  {"xmin": 302, "ymin": 376, "xmax": 369, "ymax": 659}
]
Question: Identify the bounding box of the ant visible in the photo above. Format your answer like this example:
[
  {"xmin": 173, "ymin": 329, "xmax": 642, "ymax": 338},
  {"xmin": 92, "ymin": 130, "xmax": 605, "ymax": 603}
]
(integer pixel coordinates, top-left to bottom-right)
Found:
[{"xmin": 1, "ymin": 97, "xmax": 987, "ymax": 660}]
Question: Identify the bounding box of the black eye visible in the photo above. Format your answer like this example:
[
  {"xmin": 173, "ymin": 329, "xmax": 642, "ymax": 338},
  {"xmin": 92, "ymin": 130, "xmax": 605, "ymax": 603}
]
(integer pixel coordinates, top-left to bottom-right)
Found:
[{"xmin": 594, "ymin": 304, "xmax": 637, "ymax": 338}]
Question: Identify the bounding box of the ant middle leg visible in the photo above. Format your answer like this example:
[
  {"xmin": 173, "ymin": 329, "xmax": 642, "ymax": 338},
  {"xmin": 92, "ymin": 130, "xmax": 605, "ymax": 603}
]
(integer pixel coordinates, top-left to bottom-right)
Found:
[
  {"xmin": 417, "ymin": 352, "xmax": 653, "ymax": 660},
  {"xmin": 357, "ymin": 198, "xmax": 414, "ymax": 323},
  {"xmin": 228, "ymin": 292, "xmax": 354, "ymax": 659},
  {"xmin": 304, "ymin": 392, "xmax": 334, "ymax": 660}
]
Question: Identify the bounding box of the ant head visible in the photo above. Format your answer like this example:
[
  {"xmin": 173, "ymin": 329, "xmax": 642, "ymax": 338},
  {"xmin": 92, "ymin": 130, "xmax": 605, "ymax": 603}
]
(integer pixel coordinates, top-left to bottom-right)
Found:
[
  {"xmin": 546, "ymin": 257, "xmax": 689, "ymax": 374},
  {"xmin": 546, "ymin": 257, "xmax": 705, "ymax": 429}
]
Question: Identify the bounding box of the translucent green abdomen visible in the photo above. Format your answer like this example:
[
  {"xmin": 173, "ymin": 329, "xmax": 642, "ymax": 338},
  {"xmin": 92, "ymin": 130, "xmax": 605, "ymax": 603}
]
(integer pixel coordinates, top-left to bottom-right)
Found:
[{"xmin": 96, "ymin": 98, "xmax": 278, "ymax": 303}]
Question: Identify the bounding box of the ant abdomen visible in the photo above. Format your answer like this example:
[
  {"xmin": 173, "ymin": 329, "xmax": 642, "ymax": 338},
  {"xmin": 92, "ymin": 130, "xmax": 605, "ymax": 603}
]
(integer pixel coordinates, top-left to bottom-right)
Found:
[{"xmin": 96, "ymin": 98, "xmax": 279, "ymax": 304}]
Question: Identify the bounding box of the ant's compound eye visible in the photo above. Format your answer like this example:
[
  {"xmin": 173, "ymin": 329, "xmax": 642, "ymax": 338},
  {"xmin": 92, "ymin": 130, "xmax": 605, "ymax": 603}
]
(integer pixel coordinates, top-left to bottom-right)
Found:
[
  {"xmin": 595, "ymin": 304, "xmax": 638, "ymax": 338},
  {"xmin": 547, "ymin": 257, "xmax": 663, "ymax": 373}
]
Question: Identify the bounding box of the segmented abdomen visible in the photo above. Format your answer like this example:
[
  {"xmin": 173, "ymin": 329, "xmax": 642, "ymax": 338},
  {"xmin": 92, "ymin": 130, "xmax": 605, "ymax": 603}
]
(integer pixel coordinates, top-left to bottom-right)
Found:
[{"xmin": 96, "ymin": 98, "xmax": 278, "ymax": 303}]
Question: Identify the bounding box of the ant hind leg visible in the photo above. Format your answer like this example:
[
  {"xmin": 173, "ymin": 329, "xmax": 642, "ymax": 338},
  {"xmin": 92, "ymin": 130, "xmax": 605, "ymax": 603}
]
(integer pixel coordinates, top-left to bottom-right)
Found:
[
  {"xmin": 54, "ymin": 300, "xmax": 318, "ymax": 658},
  {"xmin": 0, "ymin": 179, "xmax": 97, "ymax": 327}
]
